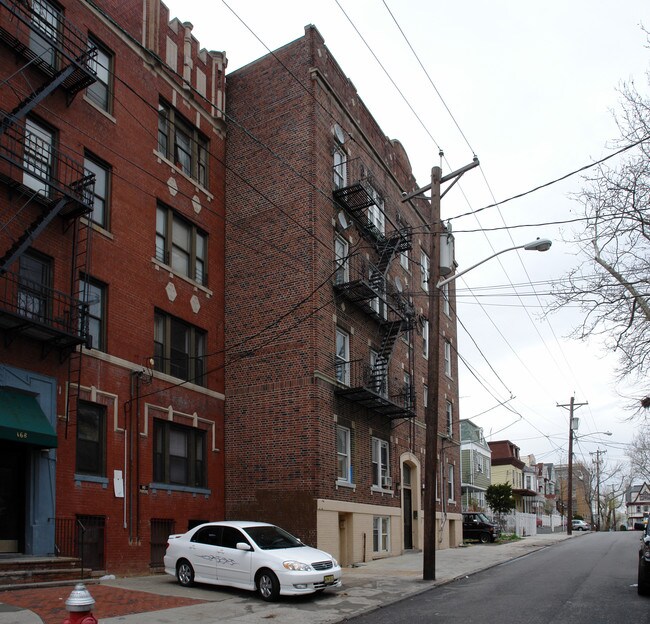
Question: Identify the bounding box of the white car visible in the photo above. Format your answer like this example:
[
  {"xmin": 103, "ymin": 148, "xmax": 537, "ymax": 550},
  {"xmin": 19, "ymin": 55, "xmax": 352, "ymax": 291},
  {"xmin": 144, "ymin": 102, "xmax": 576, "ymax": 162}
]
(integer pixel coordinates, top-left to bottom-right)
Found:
[{"xmin": 163, "ymin": 521, "xmax": 342, "ymax": 601}]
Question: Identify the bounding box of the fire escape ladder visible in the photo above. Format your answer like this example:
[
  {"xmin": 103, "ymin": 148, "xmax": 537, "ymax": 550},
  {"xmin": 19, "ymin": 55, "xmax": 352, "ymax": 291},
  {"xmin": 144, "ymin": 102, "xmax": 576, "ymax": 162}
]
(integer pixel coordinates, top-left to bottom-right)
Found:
[
  {"xmin": 0, "ymin": 196, "xmax": 70, "ymax": 274},
  {"xmin": 378, "ymin": 319, "xmax": 403, "ymax": 364},
  {"xmin": 64, "ymin": 215, "xmax": 92, "ymax": 438}
]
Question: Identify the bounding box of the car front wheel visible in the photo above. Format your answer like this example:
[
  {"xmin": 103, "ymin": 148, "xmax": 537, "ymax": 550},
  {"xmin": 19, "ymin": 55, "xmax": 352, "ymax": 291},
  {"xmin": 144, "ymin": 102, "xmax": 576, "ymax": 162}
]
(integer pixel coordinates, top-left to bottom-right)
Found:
[
  {"xmin": 177, "ymin": 559, "xmax": 195, "ymax": 587},
  {"xmin": 479, "ymin": 532, "xmax": 490, "ymax": 544},
  {"xmin": 257, "ymin": 569, "xmax": 280, "ymax": 601}
]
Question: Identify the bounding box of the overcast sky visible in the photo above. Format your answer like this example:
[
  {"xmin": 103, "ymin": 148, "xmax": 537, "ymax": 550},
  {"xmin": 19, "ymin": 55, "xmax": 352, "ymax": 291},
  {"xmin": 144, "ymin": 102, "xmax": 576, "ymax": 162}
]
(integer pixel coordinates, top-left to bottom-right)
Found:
[{"xmin": 162, "ymin": 0, "xmax": 649, "ymax": 481}]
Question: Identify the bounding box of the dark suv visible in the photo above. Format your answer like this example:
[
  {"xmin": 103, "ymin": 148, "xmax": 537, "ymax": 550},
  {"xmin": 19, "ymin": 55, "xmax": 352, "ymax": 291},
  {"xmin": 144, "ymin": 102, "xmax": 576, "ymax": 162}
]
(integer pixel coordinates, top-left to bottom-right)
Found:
[
  {"xmin": 462, "ymin": 512, "xmax": 500, "ymax": 544},
  {"xmin": 639, "ymin": 522, "xmax": 650, "ymax": 596}
]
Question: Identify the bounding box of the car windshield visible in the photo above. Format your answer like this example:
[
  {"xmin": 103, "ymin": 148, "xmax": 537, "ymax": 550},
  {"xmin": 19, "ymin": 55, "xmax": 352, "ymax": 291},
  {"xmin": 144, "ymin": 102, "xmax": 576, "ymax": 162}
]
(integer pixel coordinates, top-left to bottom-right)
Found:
[
  {"xmin": 244, "ymin": 525, "xmax": 304, "ymax": 550},
  {"xmin": 475, "ymin": 513, "xmax": 491, "ymax": 523}
]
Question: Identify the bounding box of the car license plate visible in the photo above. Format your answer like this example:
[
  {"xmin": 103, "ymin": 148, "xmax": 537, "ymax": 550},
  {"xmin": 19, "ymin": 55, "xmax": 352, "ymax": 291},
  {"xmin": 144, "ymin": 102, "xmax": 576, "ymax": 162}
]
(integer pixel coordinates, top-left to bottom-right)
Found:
[{"xmin": 324, "ymin": 575, "xmax": 334, "ymax": 583}]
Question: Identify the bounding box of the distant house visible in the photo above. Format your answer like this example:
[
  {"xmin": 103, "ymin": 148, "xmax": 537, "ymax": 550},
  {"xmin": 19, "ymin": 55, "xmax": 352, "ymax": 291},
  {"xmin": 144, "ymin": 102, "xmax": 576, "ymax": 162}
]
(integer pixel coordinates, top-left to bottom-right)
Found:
[
  {"xmin": 488, "ymin": 440, "xmax": 537, "ymax": 512},
  {"xmin": 626, "ymin": 483, "xmax": 650, "ymax": 529},
  {"xmin": 555, "ymin": 462, "xmax": 593, "ymax": 522},
  {"xmin": 460, "ymin": 420, "xmax": 491, "ymax": 510}
]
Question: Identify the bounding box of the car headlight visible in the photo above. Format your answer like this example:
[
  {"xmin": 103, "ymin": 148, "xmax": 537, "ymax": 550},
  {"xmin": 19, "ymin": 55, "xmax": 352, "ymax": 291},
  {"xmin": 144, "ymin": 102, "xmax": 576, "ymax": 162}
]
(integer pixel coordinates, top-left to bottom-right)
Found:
[
  {"xmin": 332, "ymin": 558, "xmax": 339, "ymax": 568},
  {"xmin": 283, "ymin": 560, "xmax": 313, "ymax": 571}
]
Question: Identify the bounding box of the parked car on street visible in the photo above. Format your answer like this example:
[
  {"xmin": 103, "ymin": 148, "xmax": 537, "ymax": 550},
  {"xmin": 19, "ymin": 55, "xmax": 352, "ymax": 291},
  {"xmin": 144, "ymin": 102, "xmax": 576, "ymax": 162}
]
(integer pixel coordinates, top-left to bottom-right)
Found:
[
  {"xmin": 462, "ymin": 512, "xmax": 501, "ymax": 543},
  {"xmin": 572, "ymin": 519, "xmax": 590, "ymax": 531},
  {"xmin": 164, "ymin": 521, "xmax": 342, "ymax": 601},
  {"xmin": 638, "ymin": 522, "xmax": 650, "ymax": 596}
]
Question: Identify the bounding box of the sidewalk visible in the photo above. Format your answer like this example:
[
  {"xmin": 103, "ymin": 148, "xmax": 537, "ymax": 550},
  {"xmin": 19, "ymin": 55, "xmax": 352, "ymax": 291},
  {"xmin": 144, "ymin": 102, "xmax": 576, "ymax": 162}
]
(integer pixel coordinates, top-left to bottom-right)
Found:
[{"xmin": 0, "ymin": 532, "xmax": 577, "ymax": 623}]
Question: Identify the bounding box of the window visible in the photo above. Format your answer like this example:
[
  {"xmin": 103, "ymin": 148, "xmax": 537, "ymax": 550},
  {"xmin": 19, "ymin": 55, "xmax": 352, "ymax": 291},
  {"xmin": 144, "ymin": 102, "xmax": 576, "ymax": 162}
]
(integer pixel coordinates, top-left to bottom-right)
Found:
[
  {"xmin": 371, "ymin": 437, "xmax": 389, "ymax": 487},
  {"xmin": 337, "ymin": 425, "xmax": 351, "ymax": 482},
  {"xmin": 156, "ymin": 204, "xmax": 207, "ymax": 285},
  {"xmin": 76, "ymin": 401, "xmax": 106, "ymax": 477},
  {"xmin": 446, "ymin": 401, "xmax": 453, "ymax": 437},
  {"xmin": 154, "ymin": 311, "xmax": 206, "ymax": 386},
  {"xmin": 333, "ymin": 146, "xmax": 347, "ymax": 190},
  {"xmin": 153, "ymin": 419, "xmax": 206, "ymax": 488},
  {"xmin": 423, "ymin": 384, "xmax": 428, "ymax": 408},
  {"xmin": 158, "ymin": 101, "xmax": 208, "ymax": 186},
  {"xmin": 84, "ymin": 153, "xmax": 110, "ymax": 228},
  {"xmin": 369, "ymin": 268, "xmax": 387, "ymax": 319},
  {"xmin": 370, "ymin": 350, "xmax": 387, "ymax": 397},
  {"xmin": 86, "ymin": 38, "xmax": 113, "ymax": 112},
  {"xmin": 422, "ymin": 319, "xmax": 429, "ymax": 359},
  {"xmin": 335, "ymin": 328, "xmax": 350, "ymax": 385},
  {"xmin": 442, "ymin": 282, "xmax": 450, "ymax": 316},
  {"xmin": 403, "ymin": 371, "xmax": 412, "ymax": 408},
  {"xmin": 17, "ymin": 251, "xmax": 51, "ymax": 322},
  {"xmin": 420, "ymin": 251, "xmax": 430, "ymax": 292},
  {"xmin": 80, "ymin": 276, "xmax": 106, "ymax": 351},
  {"xmin": 367, "ymin": 185, "xmax": 385, "ymax": 235},
  {"xmin": 373, "ymin": 516, "xmax": 390, "ymax": 553},
  {"xmin": 334, "ymin": 235, "xmax": 349, "ymax": 285},
  {"xmin": 448, "ymin": 464, "xmax": 455, "ymax": 501},
  {"xmin": 23, "ymin": 118, "xmax": 54, "ymax": 195},
  {"xmin": 400, "ymin": 249, "xmax": 409, "ymax": 271},
  {"xmin": 30, "ymin": 0, "xmax": 61, "ymax": 68},
  {"xmin": 444, "ymin": 340, "xmax": 452, "ymax": 377}
]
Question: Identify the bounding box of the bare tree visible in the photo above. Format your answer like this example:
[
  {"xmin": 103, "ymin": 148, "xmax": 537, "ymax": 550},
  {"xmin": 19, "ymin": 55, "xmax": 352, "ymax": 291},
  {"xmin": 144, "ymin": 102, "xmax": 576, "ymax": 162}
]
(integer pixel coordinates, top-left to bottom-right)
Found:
[
  {"xmin": 551, "ymin": 37, "xmax": 650, "ymax": 404},
  {"xmin": 627, "ymin": 428, "xmax": 650, "ymax": 483}
]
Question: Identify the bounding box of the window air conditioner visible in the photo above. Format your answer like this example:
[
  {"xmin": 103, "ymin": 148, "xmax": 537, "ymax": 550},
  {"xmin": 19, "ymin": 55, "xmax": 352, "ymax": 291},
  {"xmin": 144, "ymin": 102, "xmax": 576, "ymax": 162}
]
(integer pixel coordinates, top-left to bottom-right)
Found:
[{"xmin": 382, "ymin": 476, "xmax": 392, "ymax": 488}]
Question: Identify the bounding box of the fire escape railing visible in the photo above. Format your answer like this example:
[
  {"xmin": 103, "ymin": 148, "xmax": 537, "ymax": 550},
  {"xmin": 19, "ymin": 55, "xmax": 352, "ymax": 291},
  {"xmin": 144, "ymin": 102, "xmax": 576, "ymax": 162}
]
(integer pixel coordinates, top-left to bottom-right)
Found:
[
  {"xmin": 0, "ymin": 0, "xmax": 98, "ymax": 97},
  {"xmin": 0, "ymin": 268, "xmax": 88, "ymax": 346},
  {"xmin": 334, "ymin": 358, "xmax": 416, "ymax": 420}
]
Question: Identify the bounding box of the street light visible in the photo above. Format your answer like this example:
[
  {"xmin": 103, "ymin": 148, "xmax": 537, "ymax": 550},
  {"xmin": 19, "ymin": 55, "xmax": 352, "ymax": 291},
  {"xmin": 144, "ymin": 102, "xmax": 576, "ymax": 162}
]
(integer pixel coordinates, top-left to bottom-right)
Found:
[{"xmin": 423, "ymin": 230, "xmax": 552, "ymax": 580}]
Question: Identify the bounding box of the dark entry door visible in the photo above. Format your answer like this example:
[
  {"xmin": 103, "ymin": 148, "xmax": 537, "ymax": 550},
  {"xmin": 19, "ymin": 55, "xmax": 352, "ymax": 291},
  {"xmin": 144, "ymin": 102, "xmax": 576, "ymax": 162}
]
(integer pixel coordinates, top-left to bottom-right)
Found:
[
  {"xmin": 0, "ymin": 441, "xmax": 26, "ymax": 553},
  {"xmin": 403, "ymin": 463, "xmax": 413, "ymax": 549}
]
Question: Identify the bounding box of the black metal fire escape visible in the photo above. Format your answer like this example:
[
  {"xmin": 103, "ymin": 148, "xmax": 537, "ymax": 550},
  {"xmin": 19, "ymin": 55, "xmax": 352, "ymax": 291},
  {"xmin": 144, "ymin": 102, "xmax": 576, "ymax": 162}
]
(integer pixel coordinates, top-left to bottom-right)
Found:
[
  {"xmin": 333, "ymin": 158, "xmax": 416, "ymax": 419},
  {"xmin": 0, "ymin": 0, "xmax": 98, "ymax": 433}
]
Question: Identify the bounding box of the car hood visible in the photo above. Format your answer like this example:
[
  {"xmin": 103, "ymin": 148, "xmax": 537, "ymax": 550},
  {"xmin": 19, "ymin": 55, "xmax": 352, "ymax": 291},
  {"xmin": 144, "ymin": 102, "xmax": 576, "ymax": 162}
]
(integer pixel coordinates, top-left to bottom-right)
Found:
[{"xmin": 256, "ymin": 545, "xmax": 335, "ymax": 564}]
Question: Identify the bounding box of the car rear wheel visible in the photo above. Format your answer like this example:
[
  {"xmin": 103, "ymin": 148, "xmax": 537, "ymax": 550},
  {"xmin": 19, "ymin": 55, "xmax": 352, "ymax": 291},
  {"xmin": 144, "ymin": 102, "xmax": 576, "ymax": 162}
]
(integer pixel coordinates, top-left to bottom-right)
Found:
[
  {"xmin": 177, "ymin": 559, "xmax": 195, "ymax": 587},
  {"xmin": 638, "ymin": 557, "xmax": 650, "ymax": 596},
  {"xmin": 257, "ymin": 569, "xmax": 280, "ymax": 601}
]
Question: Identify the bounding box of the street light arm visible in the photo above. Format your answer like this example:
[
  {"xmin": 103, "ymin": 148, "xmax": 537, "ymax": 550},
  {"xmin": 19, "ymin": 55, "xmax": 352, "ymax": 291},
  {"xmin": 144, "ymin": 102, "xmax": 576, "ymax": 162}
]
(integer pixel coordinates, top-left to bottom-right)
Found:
[{"xmin": 436, "ymin": 238, "xmax": 552, "ymax": 289}]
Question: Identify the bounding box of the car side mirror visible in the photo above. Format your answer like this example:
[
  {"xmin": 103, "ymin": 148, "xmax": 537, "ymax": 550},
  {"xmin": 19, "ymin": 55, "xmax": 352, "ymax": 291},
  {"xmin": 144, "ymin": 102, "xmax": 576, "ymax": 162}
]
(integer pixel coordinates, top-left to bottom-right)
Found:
[{"xmin": 236, "ymin": 542, "xmax": 252, "ymax": 551}]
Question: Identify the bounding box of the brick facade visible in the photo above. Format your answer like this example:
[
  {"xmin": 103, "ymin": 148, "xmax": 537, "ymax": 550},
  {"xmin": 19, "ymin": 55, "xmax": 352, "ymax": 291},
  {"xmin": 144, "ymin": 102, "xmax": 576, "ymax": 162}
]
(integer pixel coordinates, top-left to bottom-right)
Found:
[
  {"xmin": 0, "ymin": 0, "xmax": 226, "ymax": 574},
  {"xmin": 225, "ymin": 25, "xmax": 462, "ymax": 563}
]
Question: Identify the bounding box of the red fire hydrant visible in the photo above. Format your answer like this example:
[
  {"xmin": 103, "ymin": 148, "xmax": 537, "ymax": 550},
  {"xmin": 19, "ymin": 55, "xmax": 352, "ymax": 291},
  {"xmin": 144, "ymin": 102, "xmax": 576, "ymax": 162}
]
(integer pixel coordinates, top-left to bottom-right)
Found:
[{"xmin": 63, "ymin": 583, "xmax": 97, "ymax": 624}]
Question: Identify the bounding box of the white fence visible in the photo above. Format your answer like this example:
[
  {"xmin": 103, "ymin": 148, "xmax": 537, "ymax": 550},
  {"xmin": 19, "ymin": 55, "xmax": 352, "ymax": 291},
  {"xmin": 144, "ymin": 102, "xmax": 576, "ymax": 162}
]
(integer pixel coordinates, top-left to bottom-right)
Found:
[{"xmin": 502, "ymin": 511, "xmax": 537, "ymax": 537}]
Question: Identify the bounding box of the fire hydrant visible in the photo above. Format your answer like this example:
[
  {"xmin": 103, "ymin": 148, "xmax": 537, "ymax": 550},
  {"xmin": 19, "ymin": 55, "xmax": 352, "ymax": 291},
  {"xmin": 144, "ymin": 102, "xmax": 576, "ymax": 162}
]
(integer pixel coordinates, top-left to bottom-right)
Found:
[{"xmin": 63, "ymin": 583, "xmax": 97, "ymax": 624}]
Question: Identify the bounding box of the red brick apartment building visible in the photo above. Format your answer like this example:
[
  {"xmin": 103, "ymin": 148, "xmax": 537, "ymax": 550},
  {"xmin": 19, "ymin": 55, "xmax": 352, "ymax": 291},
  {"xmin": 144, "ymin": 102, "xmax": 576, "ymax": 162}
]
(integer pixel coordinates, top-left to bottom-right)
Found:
[
  {"xmin": 0, "ymin": 0, "xmax": 226, "ymax": 574},
  {"xmin": 225, "ymin": 25, "xmax": 462, "ymax": 564}
]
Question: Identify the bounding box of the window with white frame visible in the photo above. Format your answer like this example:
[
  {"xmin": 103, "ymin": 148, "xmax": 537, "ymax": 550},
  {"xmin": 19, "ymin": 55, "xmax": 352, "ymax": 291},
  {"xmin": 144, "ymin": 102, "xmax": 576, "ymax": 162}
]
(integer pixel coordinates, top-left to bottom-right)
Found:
[
  {"xmin": 371, "ymin": 437, "xmax": 390, "ymax": 488},
  {"xmin": 422, "ymin": 319, "xmax": 429, "ymax": 358},
  {"xmin": 80, "ymin": 275, "xmax": 106, "ymax": 351},
  {"xmin": 373, "ymin": 516, "xmax": 390, "ymax": 553},
  {"xmin": 448, "ymin": 464, "xmax": 455, "ymax": 501},
  {"xmin": 23, "ymin": 118, "xmax": 54, "ymax": 195},
  {"xmin": 334, "ymin": 235, "xmax": 349, "ymax": 285},
  {"xmin": 444, "ymin": 340, "xmax": 452, "ymax": 377},
  {"xmin": 333, "ymin": 146, "xmax": 347, "ymax": 190},
  {"xmin": 84, "ymin": 152, "xmax": 110, "ymax": 229},
  {"xmin": 30, "ymin": 0, "xmax": 60, "ymax": 68},
  {"xmin": 367, "ymin": 185, "xmax": 385, "ymax": 235},
  {"xmin": 337, "ymin": 425, "xmax": 351, "ymax": 482},
  {"xmin": 446, "ymin": 401, "xmax": 453, "ymax": 437},
  {"xmin": 335, "ymin": 328, "xmax": 350, "ymax": 385},
  {"xmin": 87, "ymin": 37, "xmax": 113, "ymax": 112},
  {"xmin": 423, "ymin": 384, "xmax": 428, "ymax": 408},
  {"xmin": 158, "ymin": 100, "xmax": 208, "ymax": 186},
  {"xmin": 420, "ymin": 251, "xmax": 430, "ymax": 292},
  {"xmin": 403, "ymin": 371, "xmax": 412, "ymax": 408},
  {"xmin": 156, "ymin": 204, "xmax": 207, "ymax": 285},
  {"xmin": 442, "ymin": 282, "xmax": 450, "ymax": 316},
  {"xmin": 369, "ymin": 268, "xmax": 387, "ymax": 319},
  {"xmin": 400, "ymin": 248, "xmax": 409, "ymax": 271}
]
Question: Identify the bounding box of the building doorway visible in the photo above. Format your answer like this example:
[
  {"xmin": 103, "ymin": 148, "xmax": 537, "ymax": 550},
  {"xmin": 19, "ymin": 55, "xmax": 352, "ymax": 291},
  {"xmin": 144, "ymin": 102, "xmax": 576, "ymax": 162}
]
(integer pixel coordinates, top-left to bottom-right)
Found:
[
  {"xmin": 402, "ymin": 463, "xmax": 413, "ymax": 549},
  {"xmin": 0, "ymin": 441, "xmax": 27, "ymax": 553}
]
